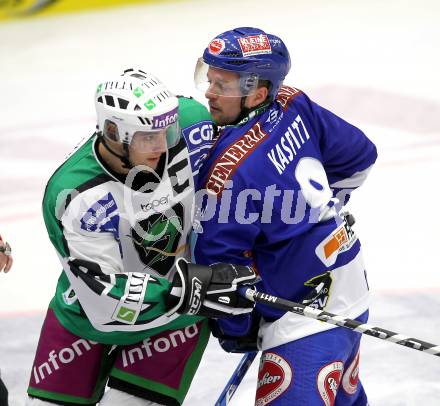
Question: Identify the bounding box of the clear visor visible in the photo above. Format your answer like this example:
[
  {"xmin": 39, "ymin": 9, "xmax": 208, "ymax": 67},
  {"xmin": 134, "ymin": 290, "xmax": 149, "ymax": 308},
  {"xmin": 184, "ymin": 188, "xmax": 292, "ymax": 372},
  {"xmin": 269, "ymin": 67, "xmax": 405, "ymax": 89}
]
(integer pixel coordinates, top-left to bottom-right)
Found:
[
  {"xmin": 103, "ymin": 119, "xmax": 180, "ymax": 153},
  {"xmin": 194, "ymin": 57, "xmax": 260, "ymax": 97}
]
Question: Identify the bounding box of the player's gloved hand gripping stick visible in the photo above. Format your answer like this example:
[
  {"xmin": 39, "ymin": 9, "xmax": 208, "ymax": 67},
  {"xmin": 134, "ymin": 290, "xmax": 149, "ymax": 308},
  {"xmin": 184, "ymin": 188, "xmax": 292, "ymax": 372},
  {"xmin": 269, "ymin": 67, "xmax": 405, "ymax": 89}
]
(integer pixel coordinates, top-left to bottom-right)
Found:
[{"xmin": 168, "ymin": 258, "xmax": 257, "ymax": 318}]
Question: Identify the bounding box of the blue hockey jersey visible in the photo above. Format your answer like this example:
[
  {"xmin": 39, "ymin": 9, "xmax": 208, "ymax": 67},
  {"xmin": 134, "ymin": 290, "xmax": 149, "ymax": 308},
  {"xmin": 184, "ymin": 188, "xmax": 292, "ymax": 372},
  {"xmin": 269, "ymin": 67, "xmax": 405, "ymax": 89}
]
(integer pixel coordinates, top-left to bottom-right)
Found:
[{"xmin": 193, "ymin": 87, "xmax": 377, "ymax": 349}]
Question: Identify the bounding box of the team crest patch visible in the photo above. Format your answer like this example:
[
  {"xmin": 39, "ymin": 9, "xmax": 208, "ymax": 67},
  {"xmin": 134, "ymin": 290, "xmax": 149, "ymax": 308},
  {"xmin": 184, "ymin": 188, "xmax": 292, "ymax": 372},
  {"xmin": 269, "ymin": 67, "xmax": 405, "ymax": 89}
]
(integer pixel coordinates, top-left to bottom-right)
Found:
[
  {"xmin": 256, "ymin": 352, "xmax": 292, "ymax": 406},
  {"xmin": 342, "ymin": 351, "xmax": 360, "ymax": 395},
  {"xmin": 317, "ymin": 361, "xmax": 344, "ymax": 406},
  {"xmin": 208, "ymin": 38, "xmax": 225, "ymax": 55}
]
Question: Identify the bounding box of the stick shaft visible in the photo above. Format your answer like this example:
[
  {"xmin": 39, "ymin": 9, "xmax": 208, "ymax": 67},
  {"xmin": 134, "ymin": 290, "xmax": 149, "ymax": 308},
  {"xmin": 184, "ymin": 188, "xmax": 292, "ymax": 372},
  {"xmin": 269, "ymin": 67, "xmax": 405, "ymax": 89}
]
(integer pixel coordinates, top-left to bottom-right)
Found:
[
  {"xmin": 240, "ymin": 287, "xmax": 440, "ymax": 357},
  {"xmin": 215, "ymin": 351, "xmax": 258, "ymax": 406}
]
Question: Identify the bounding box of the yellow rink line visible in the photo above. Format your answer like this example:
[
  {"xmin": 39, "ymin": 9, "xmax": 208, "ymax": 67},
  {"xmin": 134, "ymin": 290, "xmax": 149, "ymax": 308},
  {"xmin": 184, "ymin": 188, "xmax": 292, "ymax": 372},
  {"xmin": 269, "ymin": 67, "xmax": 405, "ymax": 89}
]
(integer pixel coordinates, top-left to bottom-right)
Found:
[{"xmin": 0, "ymin": 0, "xmax": 179, "ymax": 21}]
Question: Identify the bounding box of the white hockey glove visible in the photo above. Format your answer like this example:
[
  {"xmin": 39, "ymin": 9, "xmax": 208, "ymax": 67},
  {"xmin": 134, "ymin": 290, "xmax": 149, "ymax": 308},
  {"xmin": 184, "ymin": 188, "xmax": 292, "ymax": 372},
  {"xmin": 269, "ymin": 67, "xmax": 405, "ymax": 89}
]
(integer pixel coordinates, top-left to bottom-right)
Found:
[{"xmin": 167, "ymin": 258, "xmax": 257, "ymax": 318}]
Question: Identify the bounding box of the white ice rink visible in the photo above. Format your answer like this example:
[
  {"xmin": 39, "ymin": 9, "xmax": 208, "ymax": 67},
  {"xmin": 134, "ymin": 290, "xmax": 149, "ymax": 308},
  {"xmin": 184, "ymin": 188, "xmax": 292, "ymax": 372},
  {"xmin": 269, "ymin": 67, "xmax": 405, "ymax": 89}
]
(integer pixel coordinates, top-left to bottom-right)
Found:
[{"xmin": 1, "ymin": 0, "xmax": 440, "ymax": 404}]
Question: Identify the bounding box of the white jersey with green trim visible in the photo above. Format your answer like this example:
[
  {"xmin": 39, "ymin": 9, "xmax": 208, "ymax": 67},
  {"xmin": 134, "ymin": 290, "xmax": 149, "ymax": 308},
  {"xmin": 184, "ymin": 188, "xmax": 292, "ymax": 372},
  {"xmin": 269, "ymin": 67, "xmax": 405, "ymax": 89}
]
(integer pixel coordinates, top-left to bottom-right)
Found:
[{"xmin": 43, "ymin": 96, "xmax": 214, "ymax": 345}]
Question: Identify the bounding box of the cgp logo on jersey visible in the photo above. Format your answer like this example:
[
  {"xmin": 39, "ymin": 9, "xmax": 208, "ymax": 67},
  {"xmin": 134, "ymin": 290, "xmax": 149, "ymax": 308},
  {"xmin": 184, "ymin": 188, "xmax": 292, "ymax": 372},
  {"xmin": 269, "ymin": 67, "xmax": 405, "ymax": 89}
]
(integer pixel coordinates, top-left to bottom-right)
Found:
[
  {"xmin": 181, "ymin": 121, "xmax": 214, "ymax": 172},
  {"xmin": 238, "ymin": 34, "xmax": 272, "ymax": 57},
  {"xmin": 256, "ymin": 352, "xmax": 292, "ymax": 406},
  {"xmin": 317, "ymin": 361, "xmax": 344, "ymax": 406},
  {"xmin": 152, "ymin": 107, "xmax": 178, "ymax": 129},
  {"xmin": 182, "ymin": 121, "xmax": 214, "ymax": 152}
]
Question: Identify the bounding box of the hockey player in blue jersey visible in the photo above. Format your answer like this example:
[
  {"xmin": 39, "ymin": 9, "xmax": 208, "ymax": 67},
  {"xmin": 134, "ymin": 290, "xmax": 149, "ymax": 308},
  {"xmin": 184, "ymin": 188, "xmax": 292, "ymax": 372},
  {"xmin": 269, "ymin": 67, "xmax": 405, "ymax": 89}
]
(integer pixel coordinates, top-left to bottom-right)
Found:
[{"xmin": 193, "ymin": 27, "xmax": 377, "ymax": 405}]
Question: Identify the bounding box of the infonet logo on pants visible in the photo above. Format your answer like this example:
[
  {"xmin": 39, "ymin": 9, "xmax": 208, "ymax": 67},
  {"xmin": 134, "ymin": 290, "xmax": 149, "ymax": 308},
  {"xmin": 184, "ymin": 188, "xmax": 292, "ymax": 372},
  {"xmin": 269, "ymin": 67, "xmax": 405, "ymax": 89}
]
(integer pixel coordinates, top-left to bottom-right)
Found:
[
  {"xmin": 33, "ymin": 338, "xmax": 98, "ymax": 384},
  {"xmin": 121, "ymin": 323, "xmax": 199, "ymax": 367}
]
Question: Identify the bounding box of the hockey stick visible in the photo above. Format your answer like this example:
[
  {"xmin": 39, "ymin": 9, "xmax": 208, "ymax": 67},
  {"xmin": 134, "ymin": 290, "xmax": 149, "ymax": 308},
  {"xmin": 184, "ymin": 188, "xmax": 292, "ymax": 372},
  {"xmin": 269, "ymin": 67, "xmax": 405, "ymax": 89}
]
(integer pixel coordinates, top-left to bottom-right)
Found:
[
  {"xmin": 239, "ymin": 287, "xmax": 440, "ymax": 357},
  {"xmin": 215, "ymin": 351, "xmax": 258, "ymax": 406}
]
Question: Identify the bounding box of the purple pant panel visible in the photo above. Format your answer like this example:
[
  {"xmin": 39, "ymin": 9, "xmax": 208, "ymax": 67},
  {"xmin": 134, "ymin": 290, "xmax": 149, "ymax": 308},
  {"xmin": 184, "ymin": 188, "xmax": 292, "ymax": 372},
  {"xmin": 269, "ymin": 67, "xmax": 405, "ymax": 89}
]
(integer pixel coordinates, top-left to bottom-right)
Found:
[
  {"xmin": 28, "ymin": 308, "xmax": 111, "ymax": 398},
  {"xmin": 28, "ymin": 308, "xmax": 204, "ymax": 400},
  {"xmin": 112, "ymin": 322, "xmax": 202, "ymax": 389}
]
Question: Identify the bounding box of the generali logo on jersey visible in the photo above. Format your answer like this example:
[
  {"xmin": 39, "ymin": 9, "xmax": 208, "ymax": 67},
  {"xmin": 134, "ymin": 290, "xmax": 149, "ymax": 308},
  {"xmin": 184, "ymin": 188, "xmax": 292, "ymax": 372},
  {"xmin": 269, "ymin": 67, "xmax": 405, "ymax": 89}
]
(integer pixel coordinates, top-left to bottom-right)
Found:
[
  {"xmin": 206, "ymin": 122, "xmax": 267, "ymax": 197},
  {"xmin": 256, "ymin": 352, "xmax": 292, "ymax": 406},
  {"xmin": 238, "ymin": 34, "xmax": 272, "ymax": 57}
]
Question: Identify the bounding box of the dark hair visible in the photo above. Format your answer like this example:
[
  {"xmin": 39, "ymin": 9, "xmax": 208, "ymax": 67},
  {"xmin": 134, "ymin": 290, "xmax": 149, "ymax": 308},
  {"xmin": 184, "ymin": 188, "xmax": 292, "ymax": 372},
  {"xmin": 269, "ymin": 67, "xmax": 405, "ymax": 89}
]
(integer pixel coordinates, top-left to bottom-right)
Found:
[{"xmin": 258, "ymin": 79, "xmax": 274, "ymax": 102}]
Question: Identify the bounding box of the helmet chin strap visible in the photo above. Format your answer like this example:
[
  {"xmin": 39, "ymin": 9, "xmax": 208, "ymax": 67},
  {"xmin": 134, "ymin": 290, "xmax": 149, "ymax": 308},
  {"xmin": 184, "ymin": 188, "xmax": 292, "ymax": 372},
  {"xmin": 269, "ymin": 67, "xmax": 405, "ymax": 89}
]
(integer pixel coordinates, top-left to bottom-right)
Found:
[
  {"xmin": 227, "ymin": 96, "xmax": 251, "ymax": 126},
  {"xmin": 229, "ymin": 96, "xmax": 272, "ymax": 127},
  {"xmin": 97, "ymin": 132, "xmax": 132, "ymax": 169},
  {"xmin": 238, "ymin": 96, "xmax": 252, "ymax": 123}
]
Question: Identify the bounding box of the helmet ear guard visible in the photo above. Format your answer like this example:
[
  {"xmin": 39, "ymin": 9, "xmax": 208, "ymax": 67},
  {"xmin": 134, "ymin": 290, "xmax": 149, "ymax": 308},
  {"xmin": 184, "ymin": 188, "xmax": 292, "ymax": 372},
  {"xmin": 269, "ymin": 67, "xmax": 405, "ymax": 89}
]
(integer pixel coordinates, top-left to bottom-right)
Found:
[{"xmin": 102, "ymin": 119, "xmax": 120, "ymax": 142}]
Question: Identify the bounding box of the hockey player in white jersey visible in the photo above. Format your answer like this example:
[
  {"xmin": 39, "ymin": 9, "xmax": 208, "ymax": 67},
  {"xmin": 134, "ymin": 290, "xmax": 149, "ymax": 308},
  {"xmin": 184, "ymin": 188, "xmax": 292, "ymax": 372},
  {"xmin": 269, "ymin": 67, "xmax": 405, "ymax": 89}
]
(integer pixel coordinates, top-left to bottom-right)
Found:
[{"xmin": 26, "ymin": 69, "xmax": 257, "ymax": 406}]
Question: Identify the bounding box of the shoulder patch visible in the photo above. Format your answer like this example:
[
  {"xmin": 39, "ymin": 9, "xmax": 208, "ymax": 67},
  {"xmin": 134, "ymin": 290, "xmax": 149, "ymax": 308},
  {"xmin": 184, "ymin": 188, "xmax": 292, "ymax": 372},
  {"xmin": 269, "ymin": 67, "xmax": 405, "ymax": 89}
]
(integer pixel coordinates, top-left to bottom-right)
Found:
[
  {"xmin": 80, "ymin": 192, "xmax": 119, "ymax": 237},
  {"xmin": 276, "ymin": 86, "xmax": 302, "ymax": 111},
  {"xmin": 206, "ymin": 122, "xmax": 268, "ymax": 197}
]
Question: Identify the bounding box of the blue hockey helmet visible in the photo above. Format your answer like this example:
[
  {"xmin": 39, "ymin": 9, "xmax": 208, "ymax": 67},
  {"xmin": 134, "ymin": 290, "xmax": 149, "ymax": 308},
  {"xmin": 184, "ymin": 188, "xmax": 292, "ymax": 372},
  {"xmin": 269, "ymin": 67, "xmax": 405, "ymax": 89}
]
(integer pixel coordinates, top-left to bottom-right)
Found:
[{"xmin": 194, "ymin": 27, "xmax": 291, "ymax": 99}]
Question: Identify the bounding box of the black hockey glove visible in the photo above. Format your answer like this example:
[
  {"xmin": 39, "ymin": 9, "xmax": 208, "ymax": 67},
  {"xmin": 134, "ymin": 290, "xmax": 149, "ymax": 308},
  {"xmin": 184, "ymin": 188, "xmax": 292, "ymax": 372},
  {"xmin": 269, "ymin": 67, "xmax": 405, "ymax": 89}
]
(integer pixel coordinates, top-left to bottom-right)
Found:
[
  {"xmin": 210, "ymin": 314, "xmax": 261, "ymax": 353},
  {"xmin": 167, "ymin": 258, "xmax": 257, "ymax": 318}
]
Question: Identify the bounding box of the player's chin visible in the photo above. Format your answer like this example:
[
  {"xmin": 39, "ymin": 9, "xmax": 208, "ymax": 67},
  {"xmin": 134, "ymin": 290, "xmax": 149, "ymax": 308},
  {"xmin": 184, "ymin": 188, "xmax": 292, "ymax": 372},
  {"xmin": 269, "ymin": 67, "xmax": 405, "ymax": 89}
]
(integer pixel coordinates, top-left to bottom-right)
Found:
[
  {"xmin": 211, "ymin": 112, "xmax": 228, "ymax": 126},
  {"xmin": 209, "ymin": 107, "xmax": 222, "ymax": 121}
]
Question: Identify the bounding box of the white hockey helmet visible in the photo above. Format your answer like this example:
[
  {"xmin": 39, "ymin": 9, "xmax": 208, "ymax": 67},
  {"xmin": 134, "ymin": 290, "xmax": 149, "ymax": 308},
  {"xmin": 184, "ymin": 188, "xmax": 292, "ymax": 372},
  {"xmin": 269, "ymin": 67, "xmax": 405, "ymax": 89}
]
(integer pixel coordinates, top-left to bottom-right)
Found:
[{"xmin": 95, "ymin": 68, "xmax": 180, "ymax": 152}]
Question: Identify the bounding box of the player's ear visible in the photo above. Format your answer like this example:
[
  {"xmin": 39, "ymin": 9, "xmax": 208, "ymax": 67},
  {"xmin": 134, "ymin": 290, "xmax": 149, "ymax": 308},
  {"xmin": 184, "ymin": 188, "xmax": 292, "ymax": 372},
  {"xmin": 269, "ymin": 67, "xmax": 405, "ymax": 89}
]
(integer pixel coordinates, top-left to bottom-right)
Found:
[{"xmin": 246, "ymin": 86, "xmax": 269, "ymax": 109}]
